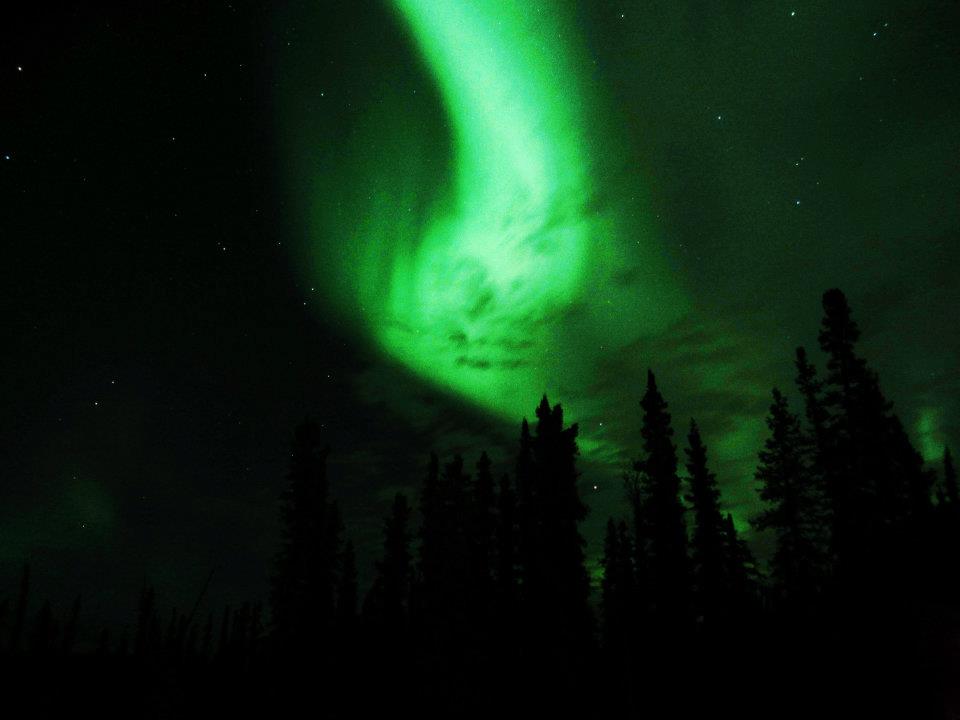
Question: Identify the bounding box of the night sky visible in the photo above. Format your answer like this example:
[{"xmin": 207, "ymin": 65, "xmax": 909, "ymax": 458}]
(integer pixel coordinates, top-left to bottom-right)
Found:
[{"xmin": 3, "ymin": 0, "xmax": 958, "ymax": 624}]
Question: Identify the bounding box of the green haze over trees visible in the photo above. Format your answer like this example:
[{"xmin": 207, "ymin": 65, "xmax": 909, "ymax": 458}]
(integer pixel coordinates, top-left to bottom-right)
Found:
[{"xmin": 0, "ymin": 289, "xmax": 955, "ymax": 718}]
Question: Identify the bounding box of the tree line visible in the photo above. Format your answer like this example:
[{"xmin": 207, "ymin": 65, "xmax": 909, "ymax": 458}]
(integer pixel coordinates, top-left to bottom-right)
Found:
[{"xmin": 0, "ymin": 288, "xmax": 956, "ymax": 718}]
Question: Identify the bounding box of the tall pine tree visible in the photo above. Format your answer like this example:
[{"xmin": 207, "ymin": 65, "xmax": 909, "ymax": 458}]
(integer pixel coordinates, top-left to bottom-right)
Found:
[
  {"xmin": 684, "ymin": 420, "xmax": 727, "ymax": 624},
  {"xmin": 270, "ymin": 421, "xmax": 342, "ymax": 652},
  {"xmin": 816, "ymin": 289, "xmax": 931, "ymax": 573},
  {"xmin": 752, "ymin": 390, "xmax": 823, "ymax": 607},
  {"xmin": 515, "ymin": 396, "xmax": 593, "ymax": 654},
  {"xmin": 635, "ymin": 371, "xmax": 689, "ymax": 629}
]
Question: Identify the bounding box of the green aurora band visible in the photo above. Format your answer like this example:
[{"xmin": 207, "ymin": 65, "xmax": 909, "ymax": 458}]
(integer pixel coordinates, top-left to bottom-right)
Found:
[{"xmin": 296, "ymin": 0, "xmax": 687, "ymax": 460}]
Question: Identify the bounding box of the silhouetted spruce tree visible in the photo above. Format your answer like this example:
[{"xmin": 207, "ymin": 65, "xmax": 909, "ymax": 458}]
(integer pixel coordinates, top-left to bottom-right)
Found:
[
  {"xmin": 471, "ymin": 452, "xmax": 496, "ymax": 624},
  {"xmin": 752, "ymin": 389, "xmax": 823, "ymax": 607},
  {"xmin": 794, "ymin": 347, "xmax": 832, "ymax": 548},
  {"xmin": 816, "ymin": 289, "xmax": 930, "ymax": 571},
  {"xmin": 415, "ymin": 453, "xmax": 442, "ymax": 633},
  {"xmin": 684, "ymin": 420, "xmax": 728, "ymax": 624},
  {"xmin": 515, "ymin": 396, "xmax": 593, "ymax": 654},
  {"xmin": 615, "ymin": 520, "xmax": 636, "ymax": 627},
  {"xmin": 424, "ymin": 454, "xmax": 476, "ymax": 646},
  {"xmin": 440, "ymin": 454, "xmax": 473, "ymax": 632},
  {"xmin": 817, "ymin": 288, "xmax": 874, "ymax": 565},
  {"xmin": 515, "ymin": 418, "xmax": 536, "ymax": 601},
  {"xmin": 720, "ymin": 514, "xmax": 759, "ymax": 609},
  {"xmin": 600, "ymin": 518, "xmax": 635, "ymax": 653},
  {"xmin": 887, "ymin": 415, "xmax": 934, "ymax": 528},
  {"xmin": 795, "ymin": 347, "xmax": 829, "ymax": 444},
  {"xmin": 270, "ymin": 420, "xmax": 343, "ymax": 653},
  {"xmin": 494, "ymin": 472, "xmax": 518, "ymax": 631},
  {"xmin": 625, "ymin": 469, "xmax": 652, "ymax": 621},
  {"xmin": 601, "ymin": 519, "xmax": 621, "ymax": 650},
  {"xmin": 364, "ymin": 492, "xmax": 412, "ymax": 635},
  {"xmin": 635, "ymin": 371, "xmax": 689, "ymax": 629}
]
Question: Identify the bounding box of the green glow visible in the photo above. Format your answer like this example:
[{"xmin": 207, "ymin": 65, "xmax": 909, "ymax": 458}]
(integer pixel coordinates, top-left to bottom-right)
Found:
[
  {"xmin": 915, "ymin": 406, "xmax": 943, "ymax": 463},
  {"xmin": 293, "ymin": 0, "xmax": 686, "ymax": 453}
]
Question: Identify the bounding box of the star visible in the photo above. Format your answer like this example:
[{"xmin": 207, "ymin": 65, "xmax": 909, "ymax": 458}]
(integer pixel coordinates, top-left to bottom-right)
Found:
[{"xmin": 16, "ymin": 65, "xmax": 22, "ymax": 72}]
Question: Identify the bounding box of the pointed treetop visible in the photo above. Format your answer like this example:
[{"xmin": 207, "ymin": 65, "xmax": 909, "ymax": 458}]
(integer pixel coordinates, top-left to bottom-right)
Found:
[
  {"xmin": 795, "ymin": 346, "xmax": 815, "ymax": 379},
  {"xmin": 689, "ymin": 418, "xmax": 701, "ymax": 442},
  {"xmin": 520, "ymin": 417, "xmax": 531, "ymax": 439},
  {"xmin": 477, "ymin": 451, "xmax": 491, "ymax": 471},
  {"xmin": 537, "ymin": 394, "xmax": 552, "ymax": 419},
  {"xmin": 819, "ymin": 288, "xmax": 861, "ymax": 353},
  {"xmin": 685, "ymin": 419, "xmax": 709, "ymax": 469}
]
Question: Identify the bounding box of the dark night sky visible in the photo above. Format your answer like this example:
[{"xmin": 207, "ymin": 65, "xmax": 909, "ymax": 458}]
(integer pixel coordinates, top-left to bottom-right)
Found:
[{"xmin": 2, "ymin": 0, "xmax": 958, "ymax": 626}]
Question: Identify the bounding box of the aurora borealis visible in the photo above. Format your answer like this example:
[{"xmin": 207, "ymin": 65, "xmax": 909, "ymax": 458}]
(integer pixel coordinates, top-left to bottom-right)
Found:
[
  {"xmin": 294, "ymin": 0, "xmax": 686, "ymax": 464},
  {"xmin": 3, "ymin": 0, "xmax": 959, "ymax": 619}
]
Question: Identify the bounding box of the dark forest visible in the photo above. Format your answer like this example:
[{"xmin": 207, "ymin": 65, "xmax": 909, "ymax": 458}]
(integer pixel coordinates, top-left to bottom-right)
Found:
[{"xmin": 1, "ymin": 289, "xmax": 956, "ymax": 718}]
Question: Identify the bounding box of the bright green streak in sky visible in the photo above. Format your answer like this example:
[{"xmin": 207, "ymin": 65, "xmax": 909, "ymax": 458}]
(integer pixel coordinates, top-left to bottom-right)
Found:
[
  {"xmin": 302, "ymin": 0, "xmax": 686, "ymax": 450},
  {"xmin": 378, "ymin": 0, "xmax": 592, "ymax": 418}
]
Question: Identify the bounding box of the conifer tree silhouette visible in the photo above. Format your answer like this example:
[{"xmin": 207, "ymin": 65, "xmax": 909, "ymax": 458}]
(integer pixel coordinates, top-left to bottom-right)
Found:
[
  {"xmin": 635, "ymin": 371, "xmax": 689, "ymax": 630},
  {"xmin": 414, "ymin": 453, "xmax": 475, "ymax": 648},
  {"xmin": 625, "ymin": 468, "xmax": 652, "ymax": 624},
  {"xmin": 794, "ymin": 346, "xmax": 832, "ymax": 551},
  {"xmin": 440, "ymin": 454, "xmax": 472, "ymax": 633},
  {"xmin": 515, "ymin": 396, "xmax": 593, "ymax": 655},
  {"xmin": 684, "ymin": 420, "xmax": 729, "ymax": 624},
  {"xmin": 600, "ymin": 518, "xmax": 635, "ymax": 653},
  {"xmin": 270, "ymin": 419, "xmax": 342, "ymax": 654},
  {"xmin": 720, "ymin": 513, "xmax": 758, "ymax": 607},
  {"xmin": 816, "ymin": 289, "xmax": 931, "ymax": 579},
  {"xmin": 471, "ymin": 452, "xmax": 496, "ymax": 624},
  {"xmin": 752, "ymin": 389, "xmax": 822, "ymax": 607},
  {"xmin": 494, "ymin": 472, "xmax": 518, "ymax": 630},
  {"xmin": 365, "ymin": 492, "xmax": 412, "ymax": 635},
  {"xmin": 415, "ymin": 452, "xmax": 442, "ymax": 634}
]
